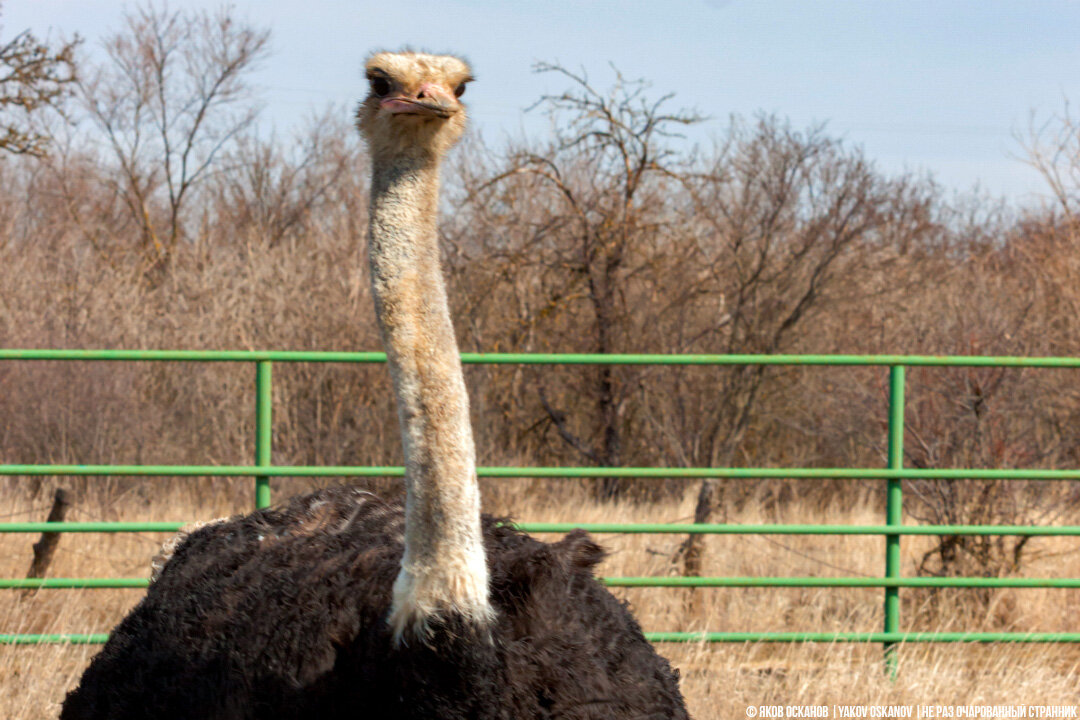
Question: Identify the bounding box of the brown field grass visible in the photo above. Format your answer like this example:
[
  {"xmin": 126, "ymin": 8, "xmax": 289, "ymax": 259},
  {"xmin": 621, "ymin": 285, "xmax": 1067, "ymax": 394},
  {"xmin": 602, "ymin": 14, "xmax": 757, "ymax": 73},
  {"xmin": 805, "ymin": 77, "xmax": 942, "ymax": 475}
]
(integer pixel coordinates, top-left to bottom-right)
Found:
[{"xmin": 1, "ymin": 479, "xmax": 1078, "ymax": 719}]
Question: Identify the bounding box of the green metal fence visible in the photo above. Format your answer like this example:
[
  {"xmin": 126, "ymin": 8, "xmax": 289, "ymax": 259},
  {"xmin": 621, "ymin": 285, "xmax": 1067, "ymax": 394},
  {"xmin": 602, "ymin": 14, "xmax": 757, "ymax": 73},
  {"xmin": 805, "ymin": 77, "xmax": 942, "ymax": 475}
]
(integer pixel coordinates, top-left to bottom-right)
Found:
[{"xmin": 3, "ymin": 349, "xmax": 1080, "ymax": 655}]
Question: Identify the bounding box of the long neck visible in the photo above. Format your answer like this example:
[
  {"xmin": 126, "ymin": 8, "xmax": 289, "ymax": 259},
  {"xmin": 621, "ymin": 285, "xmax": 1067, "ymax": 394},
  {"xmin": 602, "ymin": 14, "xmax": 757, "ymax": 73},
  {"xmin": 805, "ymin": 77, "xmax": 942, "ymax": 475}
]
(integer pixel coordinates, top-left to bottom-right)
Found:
[{"xmin": 368, "ymin": 151, "xmax": 492, "ymax": 639}]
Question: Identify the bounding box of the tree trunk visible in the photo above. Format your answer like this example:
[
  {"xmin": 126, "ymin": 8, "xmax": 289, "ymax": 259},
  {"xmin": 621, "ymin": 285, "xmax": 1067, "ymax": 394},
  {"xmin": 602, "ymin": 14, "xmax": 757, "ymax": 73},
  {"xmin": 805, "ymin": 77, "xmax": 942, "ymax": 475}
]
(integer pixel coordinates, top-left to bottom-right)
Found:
[{"xmin": 27, "ymin": 488, "xmax": 71, "ymax": 580}]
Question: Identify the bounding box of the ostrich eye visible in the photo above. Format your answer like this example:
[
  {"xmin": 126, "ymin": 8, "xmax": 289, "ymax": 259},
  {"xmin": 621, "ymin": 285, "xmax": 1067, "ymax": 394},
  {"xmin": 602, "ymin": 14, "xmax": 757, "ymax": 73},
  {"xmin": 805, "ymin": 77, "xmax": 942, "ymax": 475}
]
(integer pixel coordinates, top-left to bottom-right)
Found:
[
  {"xmin": 370, "ymin": 76, "xmax": 391, "ymax": 98},
  {"xmin": 454, "ymin": 83, "xmax": 466, "ymax": 98}
]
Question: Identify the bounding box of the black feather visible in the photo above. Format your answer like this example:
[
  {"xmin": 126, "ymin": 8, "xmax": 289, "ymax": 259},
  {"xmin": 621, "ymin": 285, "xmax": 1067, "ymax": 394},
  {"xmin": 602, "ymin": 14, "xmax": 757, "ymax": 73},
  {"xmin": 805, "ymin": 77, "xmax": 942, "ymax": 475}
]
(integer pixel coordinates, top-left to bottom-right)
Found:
[{"xmin": 62, "ymin": 486, "xmax": 689, "ymax": 720}]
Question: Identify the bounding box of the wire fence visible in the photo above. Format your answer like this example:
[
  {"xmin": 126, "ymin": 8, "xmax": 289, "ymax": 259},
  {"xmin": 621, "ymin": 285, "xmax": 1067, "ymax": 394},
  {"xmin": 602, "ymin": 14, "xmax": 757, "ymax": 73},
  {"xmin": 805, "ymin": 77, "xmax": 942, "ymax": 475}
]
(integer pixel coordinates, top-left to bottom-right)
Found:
[{"xmin": 2, "ymin": 349, "xmax": 1080, "ymax": 668}]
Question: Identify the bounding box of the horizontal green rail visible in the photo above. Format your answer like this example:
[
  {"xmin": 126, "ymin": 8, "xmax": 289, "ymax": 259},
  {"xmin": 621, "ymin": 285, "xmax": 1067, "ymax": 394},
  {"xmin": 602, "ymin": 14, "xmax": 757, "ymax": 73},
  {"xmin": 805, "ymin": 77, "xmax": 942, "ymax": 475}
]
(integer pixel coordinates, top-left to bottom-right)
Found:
[
  {"xmin": 1, "ymin": 579, "xmax": 150, "ymax": 589},
  {"xmin": 605, "ymin": 577, "xmax": 1080, "ymax": 588},
  {"xmin": 4, "ymin": 522, "xmax": 1080, "ymax": 536},
  {"xmin": 518, "ymin": 523, "xmax": 1080, "ymax": 536},
  {"xmin": 6, "ymin": 348, "xmax": 1080, "ymax": 367},
  {"xmin": 8, "ymin": 630, "xmax": 1080, "ymax": 647},
  {"xmin": 5, "ymin": 351, "xmax": 1080, "ymax": 658},
  {"xmin": 0, "ymin": 522, "xmax": 187, "ymax": 533},
  {"xmin": 645, "ymin": 632, "xmax": 1080, "ymax": 643},
  {"xmin": 0, "ymin": 634, "xmax": 111, "ymax": 645},
  {"xmin": 10, "ymin": 576, "xmax": 1080, "ymax": 590},
  {"xmin": 3, "ymin": 464, "xmax": 1080, "ymax": 480}
]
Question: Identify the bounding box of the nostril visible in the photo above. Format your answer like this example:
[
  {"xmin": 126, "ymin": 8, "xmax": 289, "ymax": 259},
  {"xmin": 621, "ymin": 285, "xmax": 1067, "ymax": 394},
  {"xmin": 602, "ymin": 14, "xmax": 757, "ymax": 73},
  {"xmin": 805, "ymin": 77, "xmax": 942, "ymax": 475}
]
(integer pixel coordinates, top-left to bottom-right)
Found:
[{"xmin": 417, "ymin": 89, "xmax": 427, "ymax": 99}]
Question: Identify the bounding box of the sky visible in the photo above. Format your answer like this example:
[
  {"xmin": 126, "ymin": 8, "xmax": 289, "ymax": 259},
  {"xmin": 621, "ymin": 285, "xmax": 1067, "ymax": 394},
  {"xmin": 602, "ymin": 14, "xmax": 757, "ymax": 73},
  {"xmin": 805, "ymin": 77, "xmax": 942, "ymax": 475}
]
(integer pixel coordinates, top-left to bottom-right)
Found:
[{"xmin": 5, "ymin": 0, "xmax": 1080, "ymax": 207}]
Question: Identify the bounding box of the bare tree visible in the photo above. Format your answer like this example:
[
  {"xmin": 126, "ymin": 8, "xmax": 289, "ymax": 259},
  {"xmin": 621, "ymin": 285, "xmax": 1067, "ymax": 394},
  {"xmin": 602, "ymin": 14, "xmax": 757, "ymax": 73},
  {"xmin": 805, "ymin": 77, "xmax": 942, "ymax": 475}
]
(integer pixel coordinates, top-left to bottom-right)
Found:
[
  {"xmin": 76, "ymin": 1, "xmax": 268, "ymax": 274},
  {"xmin": 669, "ymin": 117, "xmax": 911, "ymax": 575},
  {"xmin": 0, "ymin": 2, "xmax": 77, "ymax": 156},
  {"xmin": 1021, "ymin": 102, "xmax": 1080, "ymax": 228},
  {"xmin": 457, "ymin": 63, "xmax": 703, "ymax": 498},
  {"xmin": 211, "ymin": 112, "xmax": 363, "ymax": 248}
]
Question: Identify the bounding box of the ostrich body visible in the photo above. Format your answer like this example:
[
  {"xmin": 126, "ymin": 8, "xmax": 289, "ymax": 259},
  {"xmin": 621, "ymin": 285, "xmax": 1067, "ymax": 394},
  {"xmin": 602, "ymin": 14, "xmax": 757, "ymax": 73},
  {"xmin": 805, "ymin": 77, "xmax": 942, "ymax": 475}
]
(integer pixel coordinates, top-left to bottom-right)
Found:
[{"xmin": 61, "ymin": 52, "xmax": 689, "ymax": 720}]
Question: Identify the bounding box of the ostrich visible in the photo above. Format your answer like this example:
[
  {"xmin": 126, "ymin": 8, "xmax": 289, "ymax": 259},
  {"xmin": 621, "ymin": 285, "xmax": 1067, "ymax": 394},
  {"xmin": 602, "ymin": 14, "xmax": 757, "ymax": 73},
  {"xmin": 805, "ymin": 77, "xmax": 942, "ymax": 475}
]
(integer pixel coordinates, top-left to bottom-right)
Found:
[{"xmin": 61, "ymin": 51, "xmax": 690, "ymax": 720}]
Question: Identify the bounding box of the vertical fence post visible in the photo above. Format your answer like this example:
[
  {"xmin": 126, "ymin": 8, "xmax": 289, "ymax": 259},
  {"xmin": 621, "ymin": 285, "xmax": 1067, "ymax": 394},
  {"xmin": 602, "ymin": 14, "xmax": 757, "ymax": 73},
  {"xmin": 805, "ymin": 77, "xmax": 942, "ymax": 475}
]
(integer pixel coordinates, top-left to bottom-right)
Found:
[
  {"xmin": 884, "ymin": 364, "xmax": 905, "ymax": 676},
  {"xmin": 255, "ymin": 360, "xmax": 273, "ymax": 510}
]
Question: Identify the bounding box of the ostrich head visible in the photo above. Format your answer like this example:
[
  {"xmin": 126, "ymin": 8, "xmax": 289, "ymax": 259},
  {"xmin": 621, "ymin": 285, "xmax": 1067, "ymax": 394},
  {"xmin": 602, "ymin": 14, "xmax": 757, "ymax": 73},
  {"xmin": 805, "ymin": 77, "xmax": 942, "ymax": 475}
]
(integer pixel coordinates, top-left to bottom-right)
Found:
[{"xmin": 357, "ymin": 51, "xmax": 473, "ymax": 160}]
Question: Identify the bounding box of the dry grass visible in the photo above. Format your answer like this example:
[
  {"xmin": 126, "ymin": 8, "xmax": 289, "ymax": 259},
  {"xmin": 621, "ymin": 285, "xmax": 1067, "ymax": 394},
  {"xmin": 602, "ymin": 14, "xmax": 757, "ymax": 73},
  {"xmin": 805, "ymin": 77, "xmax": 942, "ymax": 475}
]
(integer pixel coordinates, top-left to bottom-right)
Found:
[{"xmin": 2, "ymin": 480, "xmax": 1079, "ymax": 719}]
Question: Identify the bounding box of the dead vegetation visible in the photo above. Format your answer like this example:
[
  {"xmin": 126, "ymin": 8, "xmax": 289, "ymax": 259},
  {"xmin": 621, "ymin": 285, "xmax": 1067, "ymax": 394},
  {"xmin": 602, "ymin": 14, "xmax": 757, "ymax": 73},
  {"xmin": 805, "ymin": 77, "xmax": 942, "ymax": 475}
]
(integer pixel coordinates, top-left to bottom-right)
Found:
[{"xmin": 2, "ymin": 485, "xmax": 1080, "ymax": 718}]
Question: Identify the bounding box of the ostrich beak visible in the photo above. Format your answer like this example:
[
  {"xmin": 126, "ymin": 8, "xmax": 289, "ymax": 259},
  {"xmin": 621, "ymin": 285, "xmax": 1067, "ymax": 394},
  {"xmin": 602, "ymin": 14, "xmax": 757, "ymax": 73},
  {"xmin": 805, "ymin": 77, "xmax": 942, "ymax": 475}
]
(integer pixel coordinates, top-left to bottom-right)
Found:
[{"xmin": 381, "ymin": 84, "xmax": 458, "ymax": 119}]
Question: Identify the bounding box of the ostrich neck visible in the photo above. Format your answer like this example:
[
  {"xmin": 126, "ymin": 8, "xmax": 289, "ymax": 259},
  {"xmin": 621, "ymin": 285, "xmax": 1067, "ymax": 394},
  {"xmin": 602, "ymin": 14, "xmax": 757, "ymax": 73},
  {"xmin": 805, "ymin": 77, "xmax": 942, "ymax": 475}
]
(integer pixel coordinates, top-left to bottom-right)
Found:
[{"xmin": 368, "ymin": 152, "xmax": 492, "ymax": 638}]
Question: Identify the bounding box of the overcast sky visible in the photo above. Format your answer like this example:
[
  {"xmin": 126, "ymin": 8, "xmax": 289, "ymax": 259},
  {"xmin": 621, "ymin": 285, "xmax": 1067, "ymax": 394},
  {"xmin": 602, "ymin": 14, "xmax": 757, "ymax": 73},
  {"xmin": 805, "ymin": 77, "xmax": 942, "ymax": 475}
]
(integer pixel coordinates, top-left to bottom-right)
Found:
[{"xmin": 6, "ymin": 0, "xmax": 1080, "ymax": 206}]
